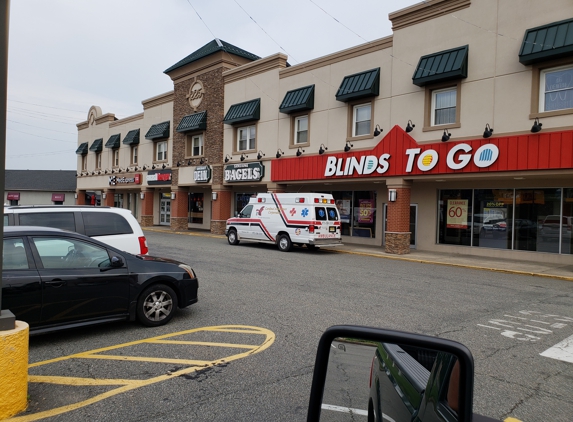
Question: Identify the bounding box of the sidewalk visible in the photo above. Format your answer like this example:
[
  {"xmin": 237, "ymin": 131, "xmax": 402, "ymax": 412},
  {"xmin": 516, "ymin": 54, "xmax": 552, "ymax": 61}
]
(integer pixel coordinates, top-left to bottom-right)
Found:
[{"xmin": 143, "ymin": 227, "xmax": 573, "ymax": 282}]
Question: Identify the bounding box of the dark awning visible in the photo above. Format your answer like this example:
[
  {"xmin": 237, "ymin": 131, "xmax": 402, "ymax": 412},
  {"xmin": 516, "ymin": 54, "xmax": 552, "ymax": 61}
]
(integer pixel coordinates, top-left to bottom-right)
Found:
[
  {"xmin": 335, "ymin": 68, "xmax": 380, "ymax": 102},
  {"xmin": 519, "ymin": 18, "xmax": 573, "ymax": 65},
  {"xmin": 176, "ymin": 111, "xmax": 207, "ymax": 133},
  {"xmin": 89, "ymin": 138, "xmax": 103, "ymax": 152},
  {"xmin": 122, "ymin": 129, "xmax": 140, "ymax": 145},
  {"xmin": 75, "ymin": 142, "xmax": 88, "ymax": 155},
  {"xmin": 223, "ymin": 99, "xmax": 260, "ymax": 125},
  {"xmin": 412, "ymin": 45, "xmax": 468, "ymax": 87},
  {"xmin": 105, "ymin": 134, "xmax": 121, "ymax": 149},
  {"xmin": 279, "ymin": 85, "xmax": 315, "ymax": 114},
  {"xmin": 145, "ymin": 121, "xmax": 170, "ymax": 140}
]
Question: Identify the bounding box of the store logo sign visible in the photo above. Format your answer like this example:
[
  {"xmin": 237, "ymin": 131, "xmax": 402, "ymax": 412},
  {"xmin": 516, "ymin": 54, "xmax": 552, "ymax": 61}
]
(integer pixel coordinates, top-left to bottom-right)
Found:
[
  {"xmin": 187, "ymin": 80, "xmax": 204, "ymax": 111},
  {"xmin": 224, "ymin": 162, "xmax": 264, "ymax": 182},
  {"xmin": 194, "ymin": 165, "xmax": 211, "ymax": 183}
]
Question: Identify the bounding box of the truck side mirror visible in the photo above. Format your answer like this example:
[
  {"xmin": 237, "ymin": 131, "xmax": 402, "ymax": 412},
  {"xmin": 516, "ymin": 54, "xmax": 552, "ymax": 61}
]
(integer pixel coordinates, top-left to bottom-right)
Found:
[{"xmin": 307, "ymin": 325, "xmax": 481, "ymax": 422}]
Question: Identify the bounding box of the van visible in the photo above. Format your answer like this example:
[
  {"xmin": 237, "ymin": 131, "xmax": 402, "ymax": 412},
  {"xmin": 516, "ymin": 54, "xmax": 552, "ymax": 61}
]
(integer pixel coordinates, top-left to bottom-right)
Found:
[
  {"xmin": 4, "ymin": 206, "xmax": 148, "ymax": 255},
  {"xmin": 225, "ymin": 193, "xmax": 342, "ymax": 252}
]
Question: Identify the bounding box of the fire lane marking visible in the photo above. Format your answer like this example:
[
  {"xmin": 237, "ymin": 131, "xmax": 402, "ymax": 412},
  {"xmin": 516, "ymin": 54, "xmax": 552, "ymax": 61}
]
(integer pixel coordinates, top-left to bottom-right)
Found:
[{"xmin": 540, "ymin": 334, "xmax": 573, "ymax": 364}]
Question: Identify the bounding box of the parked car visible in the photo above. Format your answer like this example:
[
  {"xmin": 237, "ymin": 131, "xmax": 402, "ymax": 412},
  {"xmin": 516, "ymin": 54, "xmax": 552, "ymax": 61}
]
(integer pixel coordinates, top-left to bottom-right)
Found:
[
  {"xmin": 539, "ymin": 215, "xmax": 572, "ymax": 242},
  {"xmin": 3, "ymin": 205, "xmax": 148, "ymax": 255},
  {"xmin": 2, "ymin": 226, "xmax": 198, "ymax": 334}
]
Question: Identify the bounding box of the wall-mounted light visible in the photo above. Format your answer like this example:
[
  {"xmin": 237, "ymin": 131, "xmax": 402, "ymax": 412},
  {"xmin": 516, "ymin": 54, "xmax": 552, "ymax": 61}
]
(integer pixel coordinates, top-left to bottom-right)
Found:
[
  {"xmin": 75, "ymin": 173, "xmax": 79, "ymax": 177},
  {"xmin": 171, "ymin": 192, "xmax": 176, "ymax": 200},
  {"xmin": 74, "ymin": 193, "xmax": 78, "ymax": 199},
  {"xmin": 240, "ymin": 153, "xmax": 248, "ymax": 161},
  {"xmin": 531, "ymin": 117, "xmax": 542, "ymax": 133},
  {"xmin": 199, "ymin": 157, "xmax": 205, "ymax": 165},
  {"xmin": 162, "ymin": 163, "xmax": 167, "ymax": 169},
  {"xmin": 405, "ymin": 120, "xmax": 415, "ymax": 133},
  {"xmin": 140, "ymin": 192, "xmax": 145, "ymax": 200},
  {"xmin": 224, "ymin": 154, "xmax": 231, "ymax": 163},
  {"xmin": 276, "ymin": 149, "xmax": 284, "ymax": 159},
  {"xmin": 483, "ymin": 123, "xmax": 494, "ymax": 138},
  {"xmin": 142, "ymin": 165, "xmax": 148, "ymax": 170},
  {"xmin": 212, "ymin": 192, "xmax": 218, "ymax": 201},
  {"xmin": 176, "ymin": 161, "xmax": 182, "ymax": 167},
  {"xmin": 257, "ymin": 150, "xmax": 265, "ymax": 160},
  {"xmin": 102, "ymin": 193, "xmax": 107, "ymax": 200},
  {"xmin": 296, "ymin": 147, "xmax": 305, "ymax": 157},
  {"xmin": 441, "ymin": 130, "xmax": 451, "ymax": 142},
  {"xmin": 319, "ymin": 144, "xmax": 328, "ymax": 155},
  {"xmin": 152, "ymin": 164, "xmax": 156, "ymax": 170},
  {"xmin": 344, "ymin": 141, "xmax": 353, "ymax": 152},
  {"xmin": 187, "ymin": 159, "xmax": 193, "ymax": 166},
  {"xmin": 388, "ymin": 189, "xmax": 397, "ymax": 202},
  {"xmin": 373, "ymin": 124, "xmax": 383, "ymax": 136}
]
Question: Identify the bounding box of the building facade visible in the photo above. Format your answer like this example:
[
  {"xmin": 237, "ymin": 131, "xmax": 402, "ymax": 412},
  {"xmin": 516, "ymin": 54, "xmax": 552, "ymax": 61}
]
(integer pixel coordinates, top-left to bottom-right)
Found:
[
  {"xmin": 5, "ymin": 170, "xmax": 76, "ymax": 206},
  {"xmin": 76, "ymin": 0, "xmax": 573, "ymax": 264}
]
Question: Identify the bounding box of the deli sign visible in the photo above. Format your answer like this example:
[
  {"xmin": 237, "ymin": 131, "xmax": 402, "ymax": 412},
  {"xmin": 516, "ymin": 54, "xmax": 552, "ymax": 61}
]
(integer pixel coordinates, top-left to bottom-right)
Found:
[
  {"xmin": 224, "ymin": 162, "xmax": 264, "ymax": 183},
  {"xmin": 194, "ymin": 165, "xmax": 211, "ymax": 183}
]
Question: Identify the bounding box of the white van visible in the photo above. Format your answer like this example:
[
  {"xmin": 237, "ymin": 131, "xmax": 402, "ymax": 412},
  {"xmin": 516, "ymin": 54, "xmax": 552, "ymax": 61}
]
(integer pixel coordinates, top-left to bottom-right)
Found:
[
  {"xmin": 225, "ymin": 193, "xmax": 342, "ymax": 252},
  {"xmin": 4, "ymin": 206, "xmax": 148, "ymax": 255}
]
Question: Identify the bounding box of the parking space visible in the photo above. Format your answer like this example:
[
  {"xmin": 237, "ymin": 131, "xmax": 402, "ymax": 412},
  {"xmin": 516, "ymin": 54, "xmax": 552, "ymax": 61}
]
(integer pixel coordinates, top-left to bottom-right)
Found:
[{"xmin": 10, "ymin": 325, "xmax": 274, "ymax": 422}]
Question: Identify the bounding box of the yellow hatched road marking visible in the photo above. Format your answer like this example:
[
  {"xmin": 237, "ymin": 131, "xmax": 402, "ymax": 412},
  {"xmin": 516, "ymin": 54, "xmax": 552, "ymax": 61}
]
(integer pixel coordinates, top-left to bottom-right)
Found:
[{"xmin": 9, "ymin": 325, "xmax": 275, "ymax": 422}]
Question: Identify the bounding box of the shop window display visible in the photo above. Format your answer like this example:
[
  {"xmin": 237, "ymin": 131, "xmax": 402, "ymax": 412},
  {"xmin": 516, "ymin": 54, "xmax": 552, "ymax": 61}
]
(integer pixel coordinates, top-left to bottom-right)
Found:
[
  {"xmin": 188, "ymin": 193, "xmax": 204, "ymax": 224},
  {"xmin": 332, "ymin": 191, "xmax": 376, "ymax": 238}
]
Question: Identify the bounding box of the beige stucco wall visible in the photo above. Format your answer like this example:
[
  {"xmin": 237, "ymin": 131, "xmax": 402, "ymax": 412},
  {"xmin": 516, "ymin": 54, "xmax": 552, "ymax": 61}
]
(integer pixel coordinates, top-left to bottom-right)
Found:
[{"xmin": 5, "ymin": 192, "xmax": 75, "ymax": 206}]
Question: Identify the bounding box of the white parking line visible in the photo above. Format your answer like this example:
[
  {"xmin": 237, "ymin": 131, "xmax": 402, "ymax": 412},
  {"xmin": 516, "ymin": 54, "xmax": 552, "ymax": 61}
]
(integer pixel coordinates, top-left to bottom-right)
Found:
[
  {"xmin": 540, "ymin": 334, "xmax": 573, "ymax": 363},
  {"xmin": 321, "ymin": 404, "xmax": 368, "ymax": 416}
]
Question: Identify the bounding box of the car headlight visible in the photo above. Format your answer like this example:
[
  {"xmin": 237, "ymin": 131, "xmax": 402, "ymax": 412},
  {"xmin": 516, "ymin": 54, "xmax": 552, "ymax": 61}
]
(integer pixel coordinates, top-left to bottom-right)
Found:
[{"xmin": 179, "ymin": 264, "xmax": 196, "ymax": 279}]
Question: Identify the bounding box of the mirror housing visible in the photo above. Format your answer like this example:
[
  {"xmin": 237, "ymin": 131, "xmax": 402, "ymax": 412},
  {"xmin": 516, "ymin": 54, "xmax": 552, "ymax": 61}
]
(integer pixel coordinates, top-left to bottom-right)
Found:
[
  {"xmin": 307, "ymin": 325, "xmax": 475, "ymax": 422},
  {"xmin": 110, "ymin": 256, "xmax": 124, "ymax": 268}
]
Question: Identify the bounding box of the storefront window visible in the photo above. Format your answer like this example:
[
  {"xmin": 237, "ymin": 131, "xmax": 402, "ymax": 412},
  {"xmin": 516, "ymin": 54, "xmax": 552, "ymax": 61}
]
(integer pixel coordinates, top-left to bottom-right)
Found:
[
  {"xmin": 114, "ymin": 193, "xmax": 124, "ymax": 208},
  {"xmin": 332, "ymin": 191, "xmax": 376, "ymax": 238},
  {"xmin": 188, "ymin": 193, "xmax": 204, "ymax": 224},
  {"xmin": 236, "ymin": 193, "xmax": 255, "ymax": 215},
  {"xmin": 438, "ymin": 189, "xmax": 473, "ymax": 246},
  {"xmin": 473, "ymin": 189, "xmax": 513, "ymax": 250}
]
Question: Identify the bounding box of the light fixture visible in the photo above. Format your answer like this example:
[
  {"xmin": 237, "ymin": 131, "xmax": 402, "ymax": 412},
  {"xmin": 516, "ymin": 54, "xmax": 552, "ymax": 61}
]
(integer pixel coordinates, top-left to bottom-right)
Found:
[
  {"xmin": 199, "ymin": 157, "xmax": 205, "ymax": 165},
  {"xmin": 319, "ymin": 144, "xmax": 328, "ymax": 155},
  {"xmin": 276, "ymin": 149, "xmax": 284, "ymax": 159},
  {"xmin": 373, "ymin": 124, "xmax": 383, "ymax": 137},
  {"xmin": 118, "ymin": 168, "xmax": 123, "ymax": 173},
  {"xmin": 177, "ymin": 161, "xmax": 182, "ymax": 167},
  {"xmin": 405, "ymin": 120, "xmax": 415, "ymax": 133},
  {"xmin": 531, "ymin": 118, "xmax": 542, "ymax": 133},
  {"xmin": 212, "ymin": 192, "xmax": 218, "ymax": 201},
  {"xmin": 388, "ymin": 189, "xmax": 397, "ymax": 202},
  {"xmin": 187, "ymin": 159, "xmax": 193, "ymax": 165},
  {"xmin": 152, "ymin": 164, "xmax": 156, "ymax": 169},
  {"xmin": 257, "ymin": 150, "xmax": 265, "ymax": 160},
  {"xmin": 441, "ymin": 130, "xmax": 451, "ymax": 142},
  {"xmin": 142, "ymin": 165, "xmax": 147, "ymax": 170},
  {"xmin": 102, "ymin": 193, "xmax": 107, "ymax": 200},
  {"xmin": 483, "ymin": 123, "xmax": 493, "ymax": 138},
  {"xmin": 74, "ymin": 193, "xmax": 78, "ymax": 199},
  {"xmin": 171, "ymin": 192, "xmax": 176, "ymax": 200},
  {"xmin": 296, "ymin": 147, "xmax": 305, "ymax": 157},
  {"xmin": 140, "ymin": 192, "xmax": 145, "ymax": 200},
  {"xmin": 224, "ymin": 154, "xmax": 231, "ymax": 163},
  {"xmin": 240, "ymin": 153, "xmax": 248, "ymax": 161},
  {"xmin": 75, "ymin": 173, "xmax": 79, "ymax": 177},
  {"xmin": 162, "ymin": 163, "xmax": 167, "ymax": 169},
  {"xmin": 344, "ymin": 141, "xmax": 353, "ymax": 152}
]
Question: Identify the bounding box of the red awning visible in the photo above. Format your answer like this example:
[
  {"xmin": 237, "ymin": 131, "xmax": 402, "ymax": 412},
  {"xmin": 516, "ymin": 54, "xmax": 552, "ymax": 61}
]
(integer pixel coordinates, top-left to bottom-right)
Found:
[{"xmin": 51, "ymin": 193, "xmax": 65, "ymax": 202}]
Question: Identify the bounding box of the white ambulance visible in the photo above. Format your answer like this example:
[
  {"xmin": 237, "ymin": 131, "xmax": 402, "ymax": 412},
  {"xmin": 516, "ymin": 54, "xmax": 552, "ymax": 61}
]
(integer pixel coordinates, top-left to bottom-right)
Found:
[{"xmin": 225, "ymin": 192, "xmax": 342, "ymax": 252}]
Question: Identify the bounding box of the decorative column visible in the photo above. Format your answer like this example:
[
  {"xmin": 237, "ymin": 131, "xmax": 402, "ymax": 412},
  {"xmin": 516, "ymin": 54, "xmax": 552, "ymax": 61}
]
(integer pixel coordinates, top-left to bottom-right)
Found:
[
  {"xmin": 170, "ymin": 189, "xmax": 188, "ymax": 231},
  {"xmin": 140, "ymin": 189, "xmax": 154, "ymax": 227},
  {"xmin": 75, "ymin": 190, "xmax": 86, "ymax": 205},
  {"xmin": 103, "ymin": 189, "xmax": 115, "ymax": 207},
  {"xmin": 385, "ymin": 180, "xmax": 412, "ymax": 255},
  {"xmin": 211, "ymin": 186, "xmax": 232, "ymax": 235}
]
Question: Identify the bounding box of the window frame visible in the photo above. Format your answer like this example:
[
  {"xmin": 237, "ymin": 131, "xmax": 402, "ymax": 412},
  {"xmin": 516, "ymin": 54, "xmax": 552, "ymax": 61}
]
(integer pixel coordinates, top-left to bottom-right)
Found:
[
  {"xmin": 234, "ymin": 124, "xmax": 257, "ymax": 153},
  {"xmin": 112, "ymin": 149, "xmax": 120, "ymax": 168},
  {"xmin": 346, "ymin": 99, "xmax": 375, "ymax": 141},
  {"xmin": 154, "ymin": 140, "xmax": 168, "ymax": 162},
  {"xmin": 531, "ymin": 60, "xmax": 573, "ymax": 118},
  {"xmin": 131, "ymin": 145, "xmax": 138, "ymax": 165},
  {"xmin": 423, "ymin": 80, "xmax": 462, "ymax": 132},
  {"xmin": 291, "ymin": 113, "xmax": 310, "ymax": 147},
  {"xmin": 186, "ymin": 133, "xmax": 204, "ymax": 157},
  {"xmin": 95, "ymin": 152, "xmax": 102, "ymax": 169},
  {"xmin": 81, "ymin": 155, "xmax": 87, "ymax": 171}
]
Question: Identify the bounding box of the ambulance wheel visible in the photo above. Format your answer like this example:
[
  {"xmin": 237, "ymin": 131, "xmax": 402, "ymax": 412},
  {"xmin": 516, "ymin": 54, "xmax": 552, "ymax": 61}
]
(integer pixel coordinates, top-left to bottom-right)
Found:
[
  {"xmin": 227, "ymin": 229, "xmax": 240, "ymax": 245},
  {"xmin": 277, "ymin": 234, "xmax": 292, "ymax": 252}
]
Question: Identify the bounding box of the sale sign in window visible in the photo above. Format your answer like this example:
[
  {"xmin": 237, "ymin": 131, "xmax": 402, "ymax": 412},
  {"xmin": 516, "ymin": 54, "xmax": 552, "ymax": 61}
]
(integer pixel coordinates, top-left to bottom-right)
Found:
[
  {"xmin": 358, "ymin": 199, "xmax": 374, "ymax": 223},
  {"xmin": 447, "ymin": 199, "xmax": 468, "ymax": 228}
]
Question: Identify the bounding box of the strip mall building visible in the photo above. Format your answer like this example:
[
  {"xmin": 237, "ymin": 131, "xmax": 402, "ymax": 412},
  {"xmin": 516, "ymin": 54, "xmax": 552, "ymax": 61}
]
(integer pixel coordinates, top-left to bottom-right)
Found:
[{"xmin": 76, "ymin": 0, "xmax": 573, "ymax": 264}]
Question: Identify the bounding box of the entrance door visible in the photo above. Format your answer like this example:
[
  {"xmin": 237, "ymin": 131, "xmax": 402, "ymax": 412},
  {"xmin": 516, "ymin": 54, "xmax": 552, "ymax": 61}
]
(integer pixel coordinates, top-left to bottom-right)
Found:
[
  {"xmin": 383, "ymin": 204, "xmax": 417, "ymax": 248},
  {"xmin": 159, "ymin": 198, "xmax": 171, "ymax": 225}
]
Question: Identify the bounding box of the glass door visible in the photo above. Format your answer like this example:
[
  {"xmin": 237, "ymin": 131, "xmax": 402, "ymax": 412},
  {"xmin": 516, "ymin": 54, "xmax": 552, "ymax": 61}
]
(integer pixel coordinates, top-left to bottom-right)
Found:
[{"xmin": 159, "ymin": 198, "xmax": 171, "ymax": 225}]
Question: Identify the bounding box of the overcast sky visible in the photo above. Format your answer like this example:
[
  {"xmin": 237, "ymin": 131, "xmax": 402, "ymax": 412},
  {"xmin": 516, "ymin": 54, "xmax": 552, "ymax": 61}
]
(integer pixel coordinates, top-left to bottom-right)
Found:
[{"xmin": 6, "ymin": 0, "xmax": 421, "ymax": 170}]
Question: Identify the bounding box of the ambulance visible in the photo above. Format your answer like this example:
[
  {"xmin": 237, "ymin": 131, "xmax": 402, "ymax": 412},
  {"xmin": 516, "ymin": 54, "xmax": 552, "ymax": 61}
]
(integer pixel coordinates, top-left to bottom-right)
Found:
[{"xmin": 225, "ymin": 192, "xmax": 342, "ymax": 252}]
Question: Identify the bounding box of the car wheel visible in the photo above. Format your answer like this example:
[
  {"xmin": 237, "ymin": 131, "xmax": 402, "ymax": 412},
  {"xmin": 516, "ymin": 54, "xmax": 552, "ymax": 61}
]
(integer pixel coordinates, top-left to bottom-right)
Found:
[
  {"xmin": 277, "ymin": 234, "xmax": 292, "ymax": 252},
  {"xmin": 227, "ymin": 229, "xmax": 240, "ymax": 245},
  {"xmin": 137, "ymin": 284, "xmax": 178, "ymax": 327}
]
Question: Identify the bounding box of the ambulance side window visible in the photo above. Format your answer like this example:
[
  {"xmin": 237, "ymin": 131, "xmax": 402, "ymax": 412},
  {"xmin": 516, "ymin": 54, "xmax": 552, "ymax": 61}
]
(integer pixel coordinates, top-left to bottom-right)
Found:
[
  {"xmin": 315, "ymin": 207, "xmax": 327, "ymax": 221},
  {"xmin": 240, "ymin": 205, "xmax": 253, "ymax": 218},
  {"xmin": 327, "ymin": 207, "xmax": 339, "ymax": 221}
]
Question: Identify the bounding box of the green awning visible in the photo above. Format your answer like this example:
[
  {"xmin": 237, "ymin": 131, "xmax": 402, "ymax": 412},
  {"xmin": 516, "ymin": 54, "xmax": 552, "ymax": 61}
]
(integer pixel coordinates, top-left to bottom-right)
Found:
[
  {"xmin": 335, "ymin": 68, "xmax": 380, "ymax": 102},
  {"xmin": 75, "ymin": 142, "xmax": 88, "ymax": 155},
  {"xmin": 412, "ymin": 45, "xmax": 468, "ymax": 87},
  {"xmin": 122, "ymin": 129, "xmax": 140, "ymax": 145},
  {"xmin": 105, "ymin": 134, "xmax": 121, "ymax": 149},
  {"xmin": 89, "ymin": 138, "xmax": 103, "ymax": 152},
  {"xmin": 279, "ymin": 85, "xmax": 315, "ymax": 114},
  {"xmin": 176, "ymin": 111, "xmax": 207, "ymax": 133},
  {"xmin": 223, "ymin": 98, "xmax": 260, "ymax": 124},
  {"xmin": 519, "ymin": 18, "xmax": 573, "ymax": 65},
  {"xmin": 145, "ymin": 121, "xmax": 170, "ymax": 140}
]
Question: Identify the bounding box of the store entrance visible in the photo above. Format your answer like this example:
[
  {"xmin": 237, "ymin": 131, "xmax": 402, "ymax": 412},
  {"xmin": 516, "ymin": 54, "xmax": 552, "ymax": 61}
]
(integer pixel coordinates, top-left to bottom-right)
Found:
[
  {"xmin": 159, "ymin": 196, "xmax": 171, "ymax": 226},
  {"xmin": 383, "ymin": 204, "xmax": 417, "ymax": 248}
]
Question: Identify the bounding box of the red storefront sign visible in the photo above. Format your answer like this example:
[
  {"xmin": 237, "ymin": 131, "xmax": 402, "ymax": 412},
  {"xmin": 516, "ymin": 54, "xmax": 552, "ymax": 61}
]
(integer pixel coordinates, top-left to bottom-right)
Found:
[
  {"xmin": 7, "ymin": 192, "xmax": 20, "ymax": 200},
  {"xmin": 271, "ymin": 126, "xmax": 573, "ymax": 182},
  {"xmin": 51, "ymin": 193, "xmax": 65, "ymax": 202}
]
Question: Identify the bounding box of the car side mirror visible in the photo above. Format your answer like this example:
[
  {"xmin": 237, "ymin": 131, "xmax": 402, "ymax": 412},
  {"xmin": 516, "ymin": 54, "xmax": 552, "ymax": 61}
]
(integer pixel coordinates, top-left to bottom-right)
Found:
[
  {"xmin": 307, "ymin": 325, "xmax": 479, "ymax": 422},
  {"xmin": 110, "ymin": 256, "xmax": 124, "ymax": 268}
]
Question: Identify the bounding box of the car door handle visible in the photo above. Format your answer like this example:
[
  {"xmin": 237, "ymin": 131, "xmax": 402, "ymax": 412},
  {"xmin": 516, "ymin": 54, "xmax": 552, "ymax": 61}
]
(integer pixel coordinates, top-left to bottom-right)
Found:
[{"xmin": 45, "ymin": 279, "xmax": 67, "ymax": 287}]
